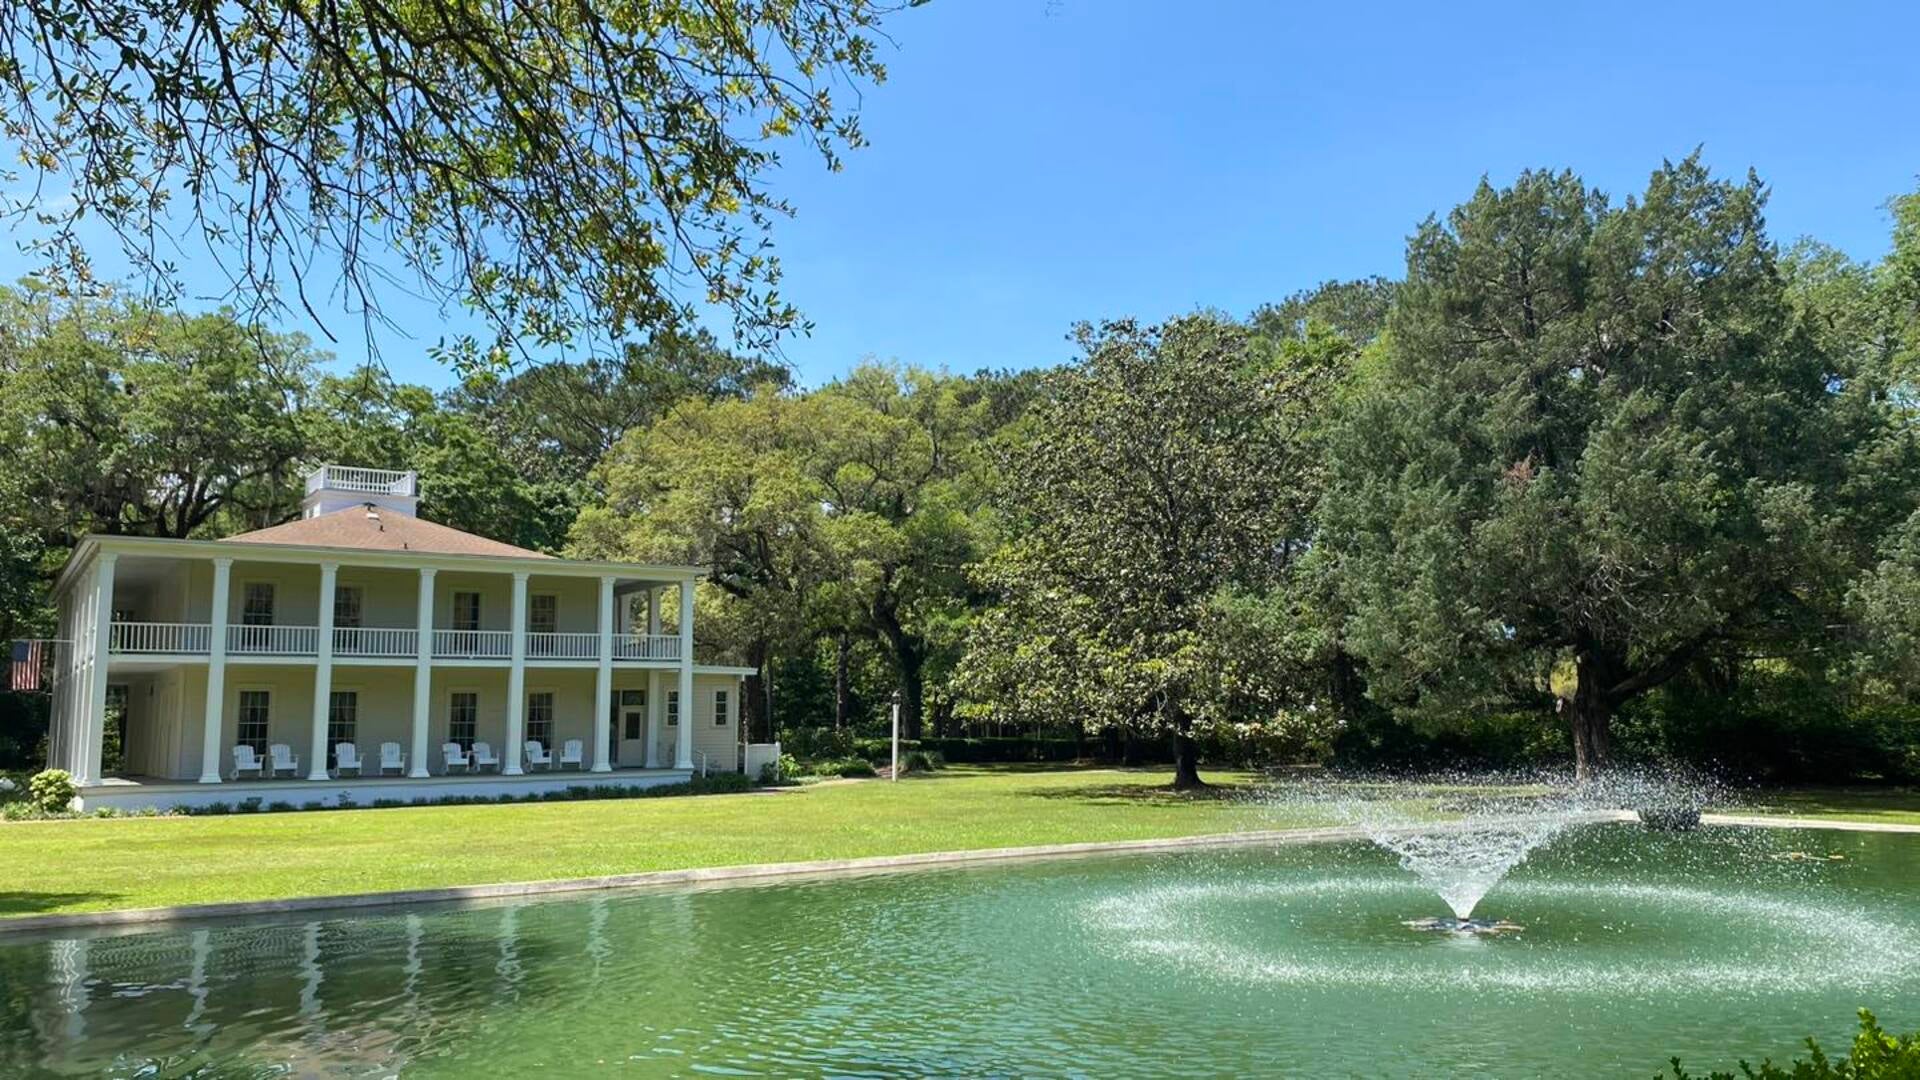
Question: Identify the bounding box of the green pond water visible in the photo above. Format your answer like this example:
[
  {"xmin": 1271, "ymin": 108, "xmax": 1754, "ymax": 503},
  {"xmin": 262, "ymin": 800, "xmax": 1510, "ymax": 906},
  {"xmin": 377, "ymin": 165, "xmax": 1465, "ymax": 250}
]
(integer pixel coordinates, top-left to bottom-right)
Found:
[{"xmin": 2, "ymin": 824, "xmax": 1917, "ymax": 1077}]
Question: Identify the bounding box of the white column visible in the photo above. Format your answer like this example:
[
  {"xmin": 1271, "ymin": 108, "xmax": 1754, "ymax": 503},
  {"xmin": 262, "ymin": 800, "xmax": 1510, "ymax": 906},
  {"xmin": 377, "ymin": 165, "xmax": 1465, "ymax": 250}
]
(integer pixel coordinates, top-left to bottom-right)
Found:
[
  {"xmin": 676, "ymin": 581, "xmax": 694, "ymax": 770},
  {"xmin": 644, "ymin": 670, "xmax": 661, "ymax": 768},
  {"xmin": 504, "ymin": 571, "xmax": 529, "ymax": 775},
  {"xmin": 80, "ymin": 552, "xmax": 118, "ymax": 785},
  {"xmin": 592, "ymin": 575, "xmax": 615, "ymax": 772},
  {"xmin": 308, "ymin": 562, "xmax": 338, "ymax": 779},
  {"xmin": 647, "ymin": 587, "xmax": 662, "ymax": 635},
  {"xmin": 409, "ymin": 568, "xmax": 435, "ymax": 777},
  {"xmin": 199, "ymin": 557, "xmax": 233, "ymax": 783}
]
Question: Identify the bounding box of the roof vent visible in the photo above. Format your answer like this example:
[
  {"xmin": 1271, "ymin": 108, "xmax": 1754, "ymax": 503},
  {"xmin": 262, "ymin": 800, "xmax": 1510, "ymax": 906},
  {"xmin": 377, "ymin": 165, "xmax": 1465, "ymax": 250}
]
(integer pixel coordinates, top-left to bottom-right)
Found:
[{"xmin": 301, "ymin": 464, "xmax": 420, "ymax": 520}]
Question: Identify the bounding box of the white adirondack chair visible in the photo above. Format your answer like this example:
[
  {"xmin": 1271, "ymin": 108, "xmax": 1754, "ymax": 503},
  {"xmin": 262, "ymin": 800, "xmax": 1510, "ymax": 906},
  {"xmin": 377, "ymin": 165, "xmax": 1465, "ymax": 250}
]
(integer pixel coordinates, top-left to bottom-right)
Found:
[
  {"xmin": 470, "ymin": 741, "xmax": 500, "ymax": 773},
  {"xmin": 524, "ymin": 740, "xmax": 553, "ymax": 770},
  {"xmin": 559, "ymin": 739, "xmax": 584, "ymax": 770},
  {"xmin": 266, "ymin": 743, "xmax": 300, "ymax": 778},
  {"xmin": 378, "ymin": 742, "xmax": 407, "ymax": 776},
  {"xmin": 441, "ymin": 742, "xmax": 471, "ymax": 774},
  {"xmin": 231, "ymin": 745, "xmax": 264, "ymax": 780},
  {"xmin": 333, "ymin": 743, "xmax": 363, "ymax": 777}
]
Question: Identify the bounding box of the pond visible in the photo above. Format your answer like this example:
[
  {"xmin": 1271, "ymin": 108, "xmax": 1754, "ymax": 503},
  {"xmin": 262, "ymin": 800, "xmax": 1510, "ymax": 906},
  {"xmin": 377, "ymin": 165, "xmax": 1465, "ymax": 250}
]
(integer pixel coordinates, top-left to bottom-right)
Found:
[{"xmin": 2, "ymin": 825, "xmax": 1917, "ymax": 1076}]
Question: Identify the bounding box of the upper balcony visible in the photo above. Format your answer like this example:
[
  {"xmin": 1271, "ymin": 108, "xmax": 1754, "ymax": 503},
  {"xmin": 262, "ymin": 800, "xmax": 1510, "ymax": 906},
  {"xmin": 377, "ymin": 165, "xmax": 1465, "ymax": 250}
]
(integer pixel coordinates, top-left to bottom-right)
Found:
[{"xmin": 106, "ymin": 622, "xmax": 682, "ymax": 663}]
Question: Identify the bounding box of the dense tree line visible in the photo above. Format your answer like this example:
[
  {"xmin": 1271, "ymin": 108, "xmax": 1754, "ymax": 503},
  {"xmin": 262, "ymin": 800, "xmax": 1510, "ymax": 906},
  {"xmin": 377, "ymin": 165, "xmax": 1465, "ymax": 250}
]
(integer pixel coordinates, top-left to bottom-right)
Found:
[{"xmin": 5, "ymin": 157, "xmax": 1918, "ymax": 783}]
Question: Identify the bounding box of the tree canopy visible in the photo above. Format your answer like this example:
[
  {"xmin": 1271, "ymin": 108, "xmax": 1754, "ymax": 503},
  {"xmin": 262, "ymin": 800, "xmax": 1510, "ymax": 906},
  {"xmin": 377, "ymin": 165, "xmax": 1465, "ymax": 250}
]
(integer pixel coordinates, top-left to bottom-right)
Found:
[{"xmin": 0, "ymin": 0, "xmax": 916, "ymax": 360}]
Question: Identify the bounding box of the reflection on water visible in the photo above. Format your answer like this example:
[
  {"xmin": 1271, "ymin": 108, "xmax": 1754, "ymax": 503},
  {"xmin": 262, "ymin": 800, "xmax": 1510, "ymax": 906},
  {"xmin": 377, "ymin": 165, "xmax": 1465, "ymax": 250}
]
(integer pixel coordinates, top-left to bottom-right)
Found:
[{"xmin": 2, "ymin": 827, "xmax": 1918, "ymax": 1077}]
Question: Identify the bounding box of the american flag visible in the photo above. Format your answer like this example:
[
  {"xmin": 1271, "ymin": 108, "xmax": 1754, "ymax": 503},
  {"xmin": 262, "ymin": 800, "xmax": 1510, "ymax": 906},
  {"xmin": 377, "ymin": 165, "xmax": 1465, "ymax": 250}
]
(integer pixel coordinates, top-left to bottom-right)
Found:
[{"xmin": 8, "ymin": 640, "xmax": 51, "ymax": 693}]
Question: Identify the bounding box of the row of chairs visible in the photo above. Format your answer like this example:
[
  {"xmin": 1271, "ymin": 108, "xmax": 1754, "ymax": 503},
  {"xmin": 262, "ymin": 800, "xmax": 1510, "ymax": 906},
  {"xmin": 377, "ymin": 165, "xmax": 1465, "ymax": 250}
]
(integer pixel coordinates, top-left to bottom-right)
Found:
[{"xmin": 231, "ymin": 739, "xmax": 588, "ymax": 780}]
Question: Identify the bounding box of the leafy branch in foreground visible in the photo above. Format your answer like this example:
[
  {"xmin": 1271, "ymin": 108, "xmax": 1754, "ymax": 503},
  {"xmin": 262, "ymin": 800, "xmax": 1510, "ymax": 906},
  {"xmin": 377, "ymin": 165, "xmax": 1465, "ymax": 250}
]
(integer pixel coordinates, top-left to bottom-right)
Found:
[
  {"xmin": 1663, "ymin": 1009, "xmax": 1920, "ymax": 1079},
  {"xmin": 0, "ymin": 0, "xmax": 916, "ymax": 363}
]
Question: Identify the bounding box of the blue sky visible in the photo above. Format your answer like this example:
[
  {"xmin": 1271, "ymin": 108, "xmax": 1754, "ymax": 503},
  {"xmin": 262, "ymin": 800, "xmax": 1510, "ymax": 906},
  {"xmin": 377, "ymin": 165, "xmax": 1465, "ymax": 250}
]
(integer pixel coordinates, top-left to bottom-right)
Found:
[{"xmin": 6, "ymin": 0, "xmax": 1917, "ymax": 389}]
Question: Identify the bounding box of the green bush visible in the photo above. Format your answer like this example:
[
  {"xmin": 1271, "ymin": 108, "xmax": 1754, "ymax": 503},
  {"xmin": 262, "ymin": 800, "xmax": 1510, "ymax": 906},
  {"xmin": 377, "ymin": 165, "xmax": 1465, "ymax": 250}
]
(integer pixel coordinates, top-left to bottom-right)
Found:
[
  {"xmin": 822, "ymin": 757, "xmax": 877, "ymax": 778},
  {"xmin": 691, "ymin": 771, "xmax": 751, "ymax": 794},
  {"xmin": 26, "ymin": 769, "xmax": 76, "ymax": 813},
  {"xmin": 1665, "ymin": 1009, "xmax": 1920, "ymax": 1078},
  {"xmin": 903, "ymin": 749, "xmax": 942, "ymax": 773}
]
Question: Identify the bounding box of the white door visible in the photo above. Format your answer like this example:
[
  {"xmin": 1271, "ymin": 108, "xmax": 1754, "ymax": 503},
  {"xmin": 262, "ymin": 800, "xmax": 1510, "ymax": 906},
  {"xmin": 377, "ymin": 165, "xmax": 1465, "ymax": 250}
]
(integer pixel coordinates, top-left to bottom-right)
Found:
[{"xmin": 617, "ymin": 689, "xmax": 648, "ymax": 766}]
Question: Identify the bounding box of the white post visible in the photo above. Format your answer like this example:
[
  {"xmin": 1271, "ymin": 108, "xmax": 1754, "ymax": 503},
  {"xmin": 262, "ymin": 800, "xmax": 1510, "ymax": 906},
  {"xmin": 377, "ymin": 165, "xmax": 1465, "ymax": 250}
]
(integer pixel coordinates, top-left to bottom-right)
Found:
[
  {"xmin": 409, "ymin": 567, "xmax": 435, "ymax": 777},
  {"xmin": 891, "ymin": 697, "xmax": 900, "ymax": 782},
  {"xmin": 504, "ymin": 571, "xmax": 529, "ymax": 775},
  {"xmin": 644, "ymin": 669, "xmax": 661, "ymax": 768},
  {"xmin": 199, "ymin": 557, "xmax": 232, "ymax": 783},
  {"xmin": 675, "ymin": 581, "xmax": 694, "ymax": 770},
  {"xmin": 647, "ymin": 587, "xmax": 662, "ymax": 635},
  {"xmin": 592, "ymin": 574, "xmax": 614, "ymax": 772},
  {"xmin": 308, "ymin": 561, "xmax": 338, "ymax": 779},
  {"xmin": 80, "ymin": 552, "xmax": 118, "ymax": 786}
]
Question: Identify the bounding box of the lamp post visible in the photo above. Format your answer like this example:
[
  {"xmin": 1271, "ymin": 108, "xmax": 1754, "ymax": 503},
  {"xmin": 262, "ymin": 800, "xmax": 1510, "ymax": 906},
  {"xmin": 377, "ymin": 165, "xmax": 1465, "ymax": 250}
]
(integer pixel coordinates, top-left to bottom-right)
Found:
[{"xmin": 890, "ymin": 689, "xmax": 902, "ymax": 781}]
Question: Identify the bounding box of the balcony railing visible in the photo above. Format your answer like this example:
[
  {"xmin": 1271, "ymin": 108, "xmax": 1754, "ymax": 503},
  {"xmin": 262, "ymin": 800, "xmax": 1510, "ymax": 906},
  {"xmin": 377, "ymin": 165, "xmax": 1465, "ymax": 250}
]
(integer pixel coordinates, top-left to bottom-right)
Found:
[
  {"xmin": 334, "ymin": 627, "xmax": 419, "ymax": 658},
  {"xmin": 305, "ymin": 464, "xmax": 416, "ymax": 497},
  {"xmin": 527, "ymin": 631, "xmax": 599, "ymax": 660},
  {"xmin": 613, "ymin": 634, "xmax": 681, "ymax": 661},
  {"xmin": 433, "ymin": 629, "xmax": 512, "ymax": 659},
  {"xmin": 109, "ymin": 622, "xmax": 210, "ymax": 655},
  {"xmin": 229, "ymin": 624, "xmax": 319, "ymax": 656}
]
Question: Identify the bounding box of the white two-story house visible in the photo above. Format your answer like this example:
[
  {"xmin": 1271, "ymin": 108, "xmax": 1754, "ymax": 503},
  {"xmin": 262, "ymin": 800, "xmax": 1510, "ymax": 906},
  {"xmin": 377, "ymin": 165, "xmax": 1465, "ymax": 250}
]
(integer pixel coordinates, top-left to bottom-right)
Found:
[{"xmin": 44, "ymin": 465, "xmax": 752, "ymax": 811}]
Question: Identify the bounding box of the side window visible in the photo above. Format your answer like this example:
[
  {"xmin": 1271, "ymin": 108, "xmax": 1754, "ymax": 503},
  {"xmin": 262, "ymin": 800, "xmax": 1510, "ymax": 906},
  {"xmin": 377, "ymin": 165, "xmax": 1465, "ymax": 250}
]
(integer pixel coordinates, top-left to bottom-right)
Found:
[
  {"xmin": 242, "ymin": 583, "xmax": 276, "ymax": 626},
  {"xmin": 529, "ymin": 594, "xmax": 558, "ymax": 634},
  {"xmin": 452, "ymin": 592, "xmax": 482, "ymax": 631},
  {"xmin": 666, "ymin": 690, "xmax": 679, "ymax": 727},
  {"xmin": 713, "ymin": 690, "xmax": 729, "ymax": 726},
  {"xmin": 334, "ymin": 585, "xmax": 364, "ymax": 629}
]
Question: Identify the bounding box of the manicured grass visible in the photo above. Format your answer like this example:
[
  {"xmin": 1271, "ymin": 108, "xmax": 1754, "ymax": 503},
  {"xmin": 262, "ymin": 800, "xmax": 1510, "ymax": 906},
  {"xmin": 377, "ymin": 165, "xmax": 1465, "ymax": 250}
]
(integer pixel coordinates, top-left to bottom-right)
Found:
[
  {"xmin": 1733, "ymin": 786, "xmax": 1920, "ymax": 826},
  {"xmin": 0, "ymin": 766, "xmax": 1303, "ymax": 918}
]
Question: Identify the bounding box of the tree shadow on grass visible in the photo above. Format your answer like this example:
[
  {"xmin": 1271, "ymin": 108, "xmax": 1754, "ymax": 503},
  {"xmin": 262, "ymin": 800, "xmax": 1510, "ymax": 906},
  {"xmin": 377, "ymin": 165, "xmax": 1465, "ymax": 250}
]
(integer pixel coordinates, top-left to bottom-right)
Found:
[
  {"xmin": 1017, "ymin": 782, "xmax": 1251, "ymax": 808},
  {"xmin": 0, "ymin": 891, "xmax": 125, "ymax": 917}
]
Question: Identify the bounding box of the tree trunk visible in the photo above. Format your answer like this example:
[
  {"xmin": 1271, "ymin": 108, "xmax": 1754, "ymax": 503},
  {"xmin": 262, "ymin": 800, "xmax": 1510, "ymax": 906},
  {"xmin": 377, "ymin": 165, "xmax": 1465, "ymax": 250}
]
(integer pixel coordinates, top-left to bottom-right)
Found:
[
  {"xmin": 1170, "ymin": 712, "xmax": 1205, "ymax": 790},
  {"xmin": 897, "ymin": 653, "xmax": 925, "ymax": 740},
  {"xmin": 742, "ymin": 638, "xmax": 770, "ymax": 743},
  {"xmin": 1571, "ymin": 648, "xmax": 1615, "ymax": 783},
  {"xmin": 833, "ymin": 631, "xmax": 851, "ymax": 731}
]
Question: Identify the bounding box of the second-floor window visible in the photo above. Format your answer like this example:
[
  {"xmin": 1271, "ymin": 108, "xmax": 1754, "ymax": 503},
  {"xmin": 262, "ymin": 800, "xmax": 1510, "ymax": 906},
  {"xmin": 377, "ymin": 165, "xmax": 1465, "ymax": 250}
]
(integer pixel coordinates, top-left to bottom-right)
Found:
[
  {"xmin": 334, "ymin": 585, "xmax": 363, "ymax": 629},
  {"xmin": 529, "ymin": 594, "xmax": 557, "ymax": 634},
  {"xmin": 242, "ymin": 583, "xmax": 275, "ymax": 626},
  {"xmin": 452, "ymin": 591, "xmax": 482, "ymax": 631}
]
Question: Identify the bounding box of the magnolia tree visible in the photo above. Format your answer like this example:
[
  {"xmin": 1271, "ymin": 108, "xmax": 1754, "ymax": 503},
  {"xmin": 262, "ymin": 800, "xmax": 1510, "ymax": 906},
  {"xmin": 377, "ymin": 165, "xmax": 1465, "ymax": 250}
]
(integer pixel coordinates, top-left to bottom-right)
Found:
[
  {"xmin": 960, "ymin": 316, "xmax": 1334, "ymax": 788},
  {"xmin": 1317, "ymin": 158, "xmax": 1920, "ymax": 780}
]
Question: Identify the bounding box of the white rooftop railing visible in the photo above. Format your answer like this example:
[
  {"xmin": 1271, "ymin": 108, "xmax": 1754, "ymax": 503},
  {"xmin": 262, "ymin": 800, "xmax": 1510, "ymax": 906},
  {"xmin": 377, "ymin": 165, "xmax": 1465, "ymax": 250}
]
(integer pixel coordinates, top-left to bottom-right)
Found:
[{"xmin": 304, "ymin": 464, "xmax": 417, "ymax": 497}]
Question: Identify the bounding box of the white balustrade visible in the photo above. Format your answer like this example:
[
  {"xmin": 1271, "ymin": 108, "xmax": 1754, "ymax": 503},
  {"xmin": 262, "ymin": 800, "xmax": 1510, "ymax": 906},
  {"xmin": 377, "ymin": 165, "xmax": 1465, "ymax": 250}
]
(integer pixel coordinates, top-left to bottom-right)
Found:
[
  {"xmin": 304, "ymin": 464, "xmax": 416, "ymax": 497},
  {"xmin": 108, "ymin": 622, "xmax": 210, "ymax": 655},
  {"xmin": 433, "ymin": 629, "xmax": 513, "ymax": 659},
  {"xmin": 612, "ymin": 634, "xmax": 681, "ymax": 661},
  {"xmin": 333, "ymin": 627, "xmax": 419, "ymax": 658},
  {"xmin": 527, "ymin": 631, "xmax": 599, "ymax": 660},
  {"xmin": 227, "ymin": 624, "xmax": 320, "ymax": 656}
]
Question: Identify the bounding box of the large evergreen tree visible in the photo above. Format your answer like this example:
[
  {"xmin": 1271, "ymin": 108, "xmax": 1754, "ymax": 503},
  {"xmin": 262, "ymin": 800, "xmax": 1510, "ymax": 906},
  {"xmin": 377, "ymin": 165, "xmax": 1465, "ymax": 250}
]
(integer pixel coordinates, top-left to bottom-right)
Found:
[{"xmin": 1318, "ymin": 159, "xmax": 1918, "ymax": 778}]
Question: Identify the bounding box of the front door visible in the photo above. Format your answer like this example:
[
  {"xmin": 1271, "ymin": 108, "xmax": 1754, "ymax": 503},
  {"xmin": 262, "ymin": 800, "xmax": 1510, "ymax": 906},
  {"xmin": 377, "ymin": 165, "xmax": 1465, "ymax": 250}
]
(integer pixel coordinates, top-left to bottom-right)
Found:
[{"xmin": 617, "ymin": 689, "xmax": 648, "ymax": 766}]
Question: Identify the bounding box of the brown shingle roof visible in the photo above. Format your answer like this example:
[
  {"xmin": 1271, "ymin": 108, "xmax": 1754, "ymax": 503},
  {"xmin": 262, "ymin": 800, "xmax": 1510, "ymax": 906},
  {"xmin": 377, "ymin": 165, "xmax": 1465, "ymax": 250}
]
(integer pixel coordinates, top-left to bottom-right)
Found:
[{"xmin": 221, "ymin": 506, "xmax": 552, "ymax": 559}]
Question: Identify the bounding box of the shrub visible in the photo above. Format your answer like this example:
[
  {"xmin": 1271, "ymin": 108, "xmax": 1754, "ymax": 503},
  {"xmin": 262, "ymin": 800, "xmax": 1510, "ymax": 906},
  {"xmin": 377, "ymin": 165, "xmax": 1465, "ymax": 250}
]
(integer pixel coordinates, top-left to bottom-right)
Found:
[
  {"xmin": 903, "ymin": 750, "xmax": 941, "ymax": 773},
  {"xmin": 267, "ymin": 801, "xmax": 296, "ymax": 813},
  {"xmin": 1665, "ymin": 1009, "xmax": 1920, "ymax": 1078},
  {"xmin": 26, "ymin": 769, "xmax": 76, "ymax": 814},
  {"xmin": 691, "ymin": 771, "xmax": 751, "ymax": 794},
  {"xmin": 824, "ymin": 757, "xmax": 876, "ymax": 778},
  {"xmin": 235, "ymin": 797, "xmax": 263, "ymax": 813}
]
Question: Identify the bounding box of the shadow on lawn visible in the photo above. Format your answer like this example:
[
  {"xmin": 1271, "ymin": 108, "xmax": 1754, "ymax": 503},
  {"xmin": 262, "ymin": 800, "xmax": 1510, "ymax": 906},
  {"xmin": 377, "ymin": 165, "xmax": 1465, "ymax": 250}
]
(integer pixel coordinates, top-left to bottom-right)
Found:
[
  {"xmin": 1017, "ymin": 781, "xmax": 1250, "ymax": 807},
  {"xmin": 0, "ymin": 891, "xmax": 124, "ymax": 917}
]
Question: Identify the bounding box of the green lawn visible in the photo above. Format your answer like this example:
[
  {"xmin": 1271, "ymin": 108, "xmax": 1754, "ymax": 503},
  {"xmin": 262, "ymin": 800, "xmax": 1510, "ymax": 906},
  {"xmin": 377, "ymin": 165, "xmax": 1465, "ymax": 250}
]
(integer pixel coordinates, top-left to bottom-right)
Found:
[
  {"xmin": 5, "ymin": 767, "xmax": 1916, "ymax": 922},
  {"xmin": 1732, "ymin": 786, "xmax": 1920, "ymax": 827},
  {"xmin": 0, "ymin": 766, "xmax": 1295, "ymax": 919}
]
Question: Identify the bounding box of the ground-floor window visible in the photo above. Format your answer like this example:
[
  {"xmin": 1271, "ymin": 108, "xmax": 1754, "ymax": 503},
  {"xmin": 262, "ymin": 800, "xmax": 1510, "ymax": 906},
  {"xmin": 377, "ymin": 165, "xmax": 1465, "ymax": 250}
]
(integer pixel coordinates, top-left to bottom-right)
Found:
[
  {"xmin": 713, "ymin": 689, "xmax": 729, "ymax": 727},
  {"xmin": 328, "ymin": 691, "xmax": 358, "ymax": 763},
  {"xmin": 665, "ymin": 690, "xmax": 679, "ymax": 727},
  {"xmin": 104, "ymin": 683, "xmax": 129, "ymax": 772},
  {"xmin": 449, "ymin": 691, "xmax": 477, "ymax": 750},
  {"xmin": 621, "ymin": 689, "xmax": 645, "ymax": 739},
  {"xmin": 527, "ymin": 691, "xmax": 554, "ymax": 749},
  {"xmin": 237, "ymin": 690, "xmax": 270, "ymax": 755}
]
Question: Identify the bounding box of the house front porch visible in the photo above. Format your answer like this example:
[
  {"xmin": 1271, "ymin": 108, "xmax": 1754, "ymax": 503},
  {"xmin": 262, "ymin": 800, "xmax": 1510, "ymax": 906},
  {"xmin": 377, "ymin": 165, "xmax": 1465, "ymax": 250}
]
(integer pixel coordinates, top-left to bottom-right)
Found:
[{"xmin": 76, "ymin": 765, "xmax": 696, "ymax": 813}]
